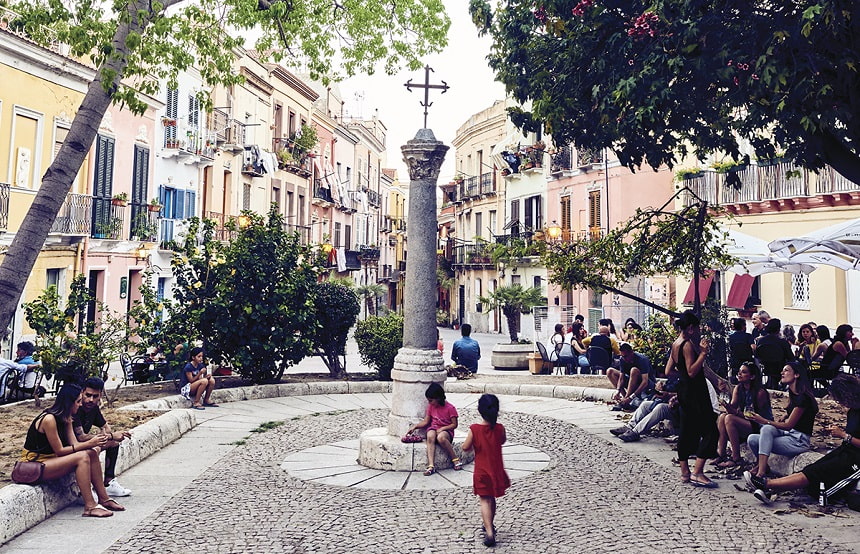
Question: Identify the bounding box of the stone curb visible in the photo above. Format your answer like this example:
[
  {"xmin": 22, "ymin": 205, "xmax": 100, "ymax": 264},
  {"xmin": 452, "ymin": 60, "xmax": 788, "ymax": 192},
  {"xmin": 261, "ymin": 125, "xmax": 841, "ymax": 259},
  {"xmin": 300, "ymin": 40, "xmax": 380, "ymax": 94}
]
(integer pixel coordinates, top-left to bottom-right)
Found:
[{"xmin": 0, "ymin": 410, "xmax": 196, "ymax": 545}]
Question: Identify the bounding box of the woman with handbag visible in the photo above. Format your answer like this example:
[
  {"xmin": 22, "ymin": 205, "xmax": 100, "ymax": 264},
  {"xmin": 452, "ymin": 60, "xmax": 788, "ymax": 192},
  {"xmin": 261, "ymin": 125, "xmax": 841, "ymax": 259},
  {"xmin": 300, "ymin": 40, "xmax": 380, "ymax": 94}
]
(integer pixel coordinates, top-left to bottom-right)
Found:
[{"xmin": 15, "ymin": 383, "xmax": 124, "ymax": 517}]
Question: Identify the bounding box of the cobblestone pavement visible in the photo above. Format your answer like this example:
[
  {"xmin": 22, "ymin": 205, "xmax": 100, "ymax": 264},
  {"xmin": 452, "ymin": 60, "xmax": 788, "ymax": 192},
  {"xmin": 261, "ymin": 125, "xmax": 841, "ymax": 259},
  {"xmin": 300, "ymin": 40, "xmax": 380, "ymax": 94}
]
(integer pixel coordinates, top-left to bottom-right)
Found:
[{"xmin": 107, "ymin": 407, "xmax": 848, "ymax": 554}]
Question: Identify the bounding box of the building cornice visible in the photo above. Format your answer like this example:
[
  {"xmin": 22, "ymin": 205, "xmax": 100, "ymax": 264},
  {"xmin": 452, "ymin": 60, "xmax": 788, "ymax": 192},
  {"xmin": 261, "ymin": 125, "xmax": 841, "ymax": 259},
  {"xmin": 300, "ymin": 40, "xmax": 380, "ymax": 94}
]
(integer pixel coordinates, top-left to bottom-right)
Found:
[{"xmin": 269, "ymin": 65, "xmax": 319, "ymax": 101}]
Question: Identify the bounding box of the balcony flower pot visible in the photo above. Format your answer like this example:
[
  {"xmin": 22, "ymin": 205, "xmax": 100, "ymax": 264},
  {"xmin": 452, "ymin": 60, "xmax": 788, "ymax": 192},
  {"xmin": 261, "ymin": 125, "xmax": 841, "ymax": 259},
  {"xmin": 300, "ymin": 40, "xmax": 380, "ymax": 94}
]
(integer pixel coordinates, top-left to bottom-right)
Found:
[{"xmin": 148, "ymin": 203, "xmax": 162, "ymax": 213}]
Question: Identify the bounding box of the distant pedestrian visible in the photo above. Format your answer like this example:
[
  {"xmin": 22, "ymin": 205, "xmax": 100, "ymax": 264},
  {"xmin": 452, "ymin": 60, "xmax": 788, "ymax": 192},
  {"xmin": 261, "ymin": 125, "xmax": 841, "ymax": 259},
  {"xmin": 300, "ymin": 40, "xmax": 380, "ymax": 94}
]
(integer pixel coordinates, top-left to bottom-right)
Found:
[
  {"xmin": 452, "ymin": 323, "xmax": 481, "ymax": 373},
  {"xmin": 462, "ymin": 394, "xmax": 510, "ymax": 547}
]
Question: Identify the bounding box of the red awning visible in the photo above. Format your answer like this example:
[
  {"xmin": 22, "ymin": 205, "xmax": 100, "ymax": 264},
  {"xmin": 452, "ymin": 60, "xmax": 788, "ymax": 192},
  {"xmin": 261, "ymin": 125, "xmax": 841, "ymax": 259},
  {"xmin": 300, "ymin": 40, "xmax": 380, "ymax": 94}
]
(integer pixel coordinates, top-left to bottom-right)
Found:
[
  {"xmin": 726, "ymin": 274, "xmax": 756, "ymax": 309},
  {"xmin": 682, "ymin": 273, "xmax": 715, "ymax": 304}
]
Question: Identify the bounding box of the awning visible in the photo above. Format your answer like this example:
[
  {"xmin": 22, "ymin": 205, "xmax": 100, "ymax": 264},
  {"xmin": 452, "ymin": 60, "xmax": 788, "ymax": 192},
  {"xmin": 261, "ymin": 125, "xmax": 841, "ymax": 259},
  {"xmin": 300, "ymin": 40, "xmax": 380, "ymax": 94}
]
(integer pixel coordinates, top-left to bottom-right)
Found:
[
  {"xmin": 682, "ymin": 273, "xmax": 715, "ymax": 304},
  {"xmin": 725, "ymin": 274, "xmax": 756, "ymax": 309}
]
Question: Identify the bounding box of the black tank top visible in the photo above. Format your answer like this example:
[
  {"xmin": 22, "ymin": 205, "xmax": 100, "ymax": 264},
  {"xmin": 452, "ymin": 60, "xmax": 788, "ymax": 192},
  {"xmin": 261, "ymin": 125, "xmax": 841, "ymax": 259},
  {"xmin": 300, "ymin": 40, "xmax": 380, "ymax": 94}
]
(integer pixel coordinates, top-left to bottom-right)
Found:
[{"xmin": 23, "ymin": 413, "xmax": 67, "ymax": 455}]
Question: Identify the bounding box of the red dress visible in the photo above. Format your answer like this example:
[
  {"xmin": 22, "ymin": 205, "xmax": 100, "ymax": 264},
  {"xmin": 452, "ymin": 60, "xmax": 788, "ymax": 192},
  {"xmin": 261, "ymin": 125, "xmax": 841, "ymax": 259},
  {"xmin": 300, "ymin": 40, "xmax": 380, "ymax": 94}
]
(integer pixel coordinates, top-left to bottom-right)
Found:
[{"xmin": 470, "ymin": 423, "xmax": 511, "ymax": 498}]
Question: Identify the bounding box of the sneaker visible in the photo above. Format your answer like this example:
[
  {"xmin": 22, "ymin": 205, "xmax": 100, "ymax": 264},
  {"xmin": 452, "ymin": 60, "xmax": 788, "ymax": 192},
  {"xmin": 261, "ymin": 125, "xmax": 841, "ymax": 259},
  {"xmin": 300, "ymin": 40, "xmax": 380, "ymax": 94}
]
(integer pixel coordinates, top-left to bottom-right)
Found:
[
  {"xmin": 743, "ymin": 471, "xmax": 767, "ymax": 492},
  {"xmin": 753, "ymin": 489, "xmax": 771, "ymax": 504},
  {"xmin": 619, "ymin": 430, "xmax": 641, "ymax": 442},
  {"xmin": 105, "ymin": 479, "xmax": 132, "ymax": 497},
  {"xmin": 610, "ymin": 426, "xmax": 630, "ymax": 436}
]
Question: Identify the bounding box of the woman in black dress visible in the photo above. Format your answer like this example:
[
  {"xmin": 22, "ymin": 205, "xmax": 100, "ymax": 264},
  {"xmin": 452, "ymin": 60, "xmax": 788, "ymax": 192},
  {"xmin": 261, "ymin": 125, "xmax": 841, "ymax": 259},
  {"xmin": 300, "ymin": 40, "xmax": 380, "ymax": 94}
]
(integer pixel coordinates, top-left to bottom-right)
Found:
[{"xmin": 665, "ymin": 310, "xmax": 719, "ymax": 487}]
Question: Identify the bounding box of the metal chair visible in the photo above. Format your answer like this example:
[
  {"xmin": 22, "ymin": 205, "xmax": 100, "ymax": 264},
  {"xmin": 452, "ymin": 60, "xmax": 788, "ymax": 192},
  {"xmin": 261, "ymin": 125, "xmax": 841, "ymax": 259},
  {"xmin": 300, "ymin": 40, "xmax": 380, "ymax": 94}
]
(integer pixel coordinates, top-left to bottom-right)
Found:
[
  {"xmin": 586, "ymin": 346, "xmax": 613, "ymax": 375},
  {"xmin": 534, "ymin": 342, "xmax": 556, "ymax": 375}
]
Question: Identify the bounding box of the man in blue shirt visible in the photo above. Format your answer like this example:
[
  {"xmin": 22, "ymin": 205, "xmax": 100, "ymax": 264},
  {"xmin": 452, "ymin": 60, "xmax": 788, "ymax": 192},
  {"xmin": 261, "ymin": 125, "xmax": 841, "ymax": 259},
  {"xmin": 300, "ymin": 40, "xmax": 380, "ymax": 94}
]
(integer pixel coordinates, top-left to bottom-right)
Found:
[{"xmin": 451, "ymin": 324, "xmax": 481, "ymax": 374}]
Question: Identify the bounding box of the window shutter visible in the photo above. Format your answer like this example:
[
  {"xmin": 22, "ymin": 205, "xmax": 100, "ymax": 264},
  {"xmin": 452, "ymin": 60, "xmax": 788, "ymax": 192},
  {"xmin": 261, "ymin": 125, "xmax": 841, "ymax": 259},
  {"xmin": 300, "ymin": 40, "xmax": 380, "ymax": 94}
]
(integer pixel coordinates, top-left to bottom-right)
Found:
[
  {"xmin": 175, "ymin": 190, "xmax": 185, "ymax": 219},
  {"xmin": 185, "ymin": 191, "xmax": 196, "ymax": 218}
]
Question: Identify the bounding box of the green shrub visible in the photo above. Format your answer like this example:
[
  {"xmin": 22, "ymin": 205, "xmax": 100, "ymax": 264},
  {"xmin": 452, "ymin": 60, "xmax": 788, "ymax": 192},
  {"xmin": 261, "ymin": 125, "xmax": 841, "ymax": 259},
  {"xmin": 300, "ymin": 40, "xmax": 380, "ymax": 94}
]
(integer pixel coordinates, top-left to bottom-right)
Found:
[
  {"xmin": 312, "ymin": 282, "xmax": 360, "ymax": 378},
  {"xmin": 354, "ymin": 313, "xmax": 404, "ymax": 381}
]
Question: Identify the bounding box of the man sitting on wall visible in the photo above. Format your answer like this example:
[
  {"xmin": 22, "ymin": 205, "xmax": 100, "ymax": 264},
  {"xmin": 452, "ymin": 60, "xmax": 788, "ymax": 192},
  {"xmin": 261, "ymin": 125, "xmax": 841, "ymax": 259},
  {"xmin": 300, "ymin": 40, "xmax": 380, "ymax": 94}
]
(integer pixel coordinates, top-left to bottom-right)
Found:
[{"xmin": 607, "ymin": 343, "xmax": 655, "ymax": 409}]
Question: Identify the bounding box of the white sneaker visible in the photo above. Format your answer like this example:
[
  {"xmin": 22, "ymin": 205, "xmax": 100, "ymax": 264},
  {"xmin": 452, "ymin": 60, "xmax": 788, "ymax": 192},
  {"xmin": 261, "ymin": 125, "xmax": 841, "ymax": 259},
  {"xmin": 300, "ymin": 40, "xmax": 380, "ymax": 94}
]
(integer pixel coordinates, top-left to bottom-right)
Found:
[{"xmin": 105, "ymin": 479, "xmax": 132, "ymax": 497}]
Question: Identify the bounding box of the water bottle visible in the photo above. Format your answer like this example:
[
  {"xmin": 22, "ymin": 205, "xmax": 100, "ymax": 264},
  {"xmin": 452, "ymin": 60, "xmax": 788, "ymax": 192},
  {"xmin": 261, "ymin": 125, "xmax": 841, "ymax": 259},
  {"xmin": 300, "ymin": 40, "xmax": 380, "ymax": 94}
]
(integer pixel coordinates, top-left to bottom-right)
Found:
[{"xmin": 819, "ymin": 481, "xmax": 827, "ymax": 507}]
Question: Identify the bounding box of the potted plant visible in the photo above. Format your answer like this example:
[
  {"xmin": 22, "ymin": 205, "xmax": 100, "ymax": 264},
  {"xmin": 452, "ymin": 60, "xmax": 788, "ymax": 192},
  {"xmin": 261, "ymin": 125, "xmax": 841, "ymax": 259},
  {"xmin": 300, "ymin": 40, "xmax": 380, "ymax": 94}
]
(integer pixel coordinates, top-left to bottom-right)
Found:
[
  {"xmin": 292, "ymin": 123, "xmax": 319, "ymax": 154},
  {"xmin": 480, "ymin": 284, "xmax": 544, "ymax": 370},
  {"xmin": 148, "ymin": 198, "xmax": 162, "ymax": 212},
  {"xmin": 111, "ymin": 192, "xmax": 129, "ymax": 206}
]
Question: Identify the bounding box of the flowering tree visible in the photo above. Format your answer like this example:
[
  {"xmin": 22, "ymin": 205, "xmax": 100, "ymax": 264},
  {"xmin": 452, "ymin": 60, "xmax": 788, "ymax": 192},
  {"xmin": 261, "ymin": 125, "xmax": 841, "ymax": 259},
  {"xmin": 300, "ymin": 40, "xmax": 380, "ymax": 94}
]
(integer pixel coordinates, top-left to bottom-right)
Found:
[{"xmin": 470, "ymin": 0, "xmax": 860, "ymax": 184}]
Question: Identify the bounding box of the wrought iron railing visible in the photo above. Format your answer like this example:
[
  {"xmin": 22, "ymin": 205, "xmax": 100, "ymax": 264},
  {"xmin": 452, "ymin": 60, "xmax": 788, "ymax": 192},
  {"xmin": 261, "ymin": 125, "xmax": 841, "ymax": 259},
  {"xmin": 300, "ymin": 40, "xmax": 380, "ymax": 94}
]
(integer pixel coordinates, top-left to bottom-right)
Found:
[
  {"xmin": 0, "ymin": 182, "xmax": 10, "ymax": 232},
  {"xmin": 551, "ymin": 145, "xmax": 573, "ymax": 173},
  {"xmin": 367, "ymin": 189, "xmax": 381, "ymax": 208},
  {"xmin": 313, "ymin": 179, "xmax": 334, "ymax": 203},
  {"xmin": 129, "ymin": 202, "xmax": 160, "ymax": 241},
  {"xmin": 91, "ymin": 198, "xmax": 126, "ymax": 239},
  {"xmin": 50, "ymin": 192, "xmax": 91, "ymax": 235},
  {"xmin": 451, "ymin": 243, "xmax": 493, "ymax": 266}
]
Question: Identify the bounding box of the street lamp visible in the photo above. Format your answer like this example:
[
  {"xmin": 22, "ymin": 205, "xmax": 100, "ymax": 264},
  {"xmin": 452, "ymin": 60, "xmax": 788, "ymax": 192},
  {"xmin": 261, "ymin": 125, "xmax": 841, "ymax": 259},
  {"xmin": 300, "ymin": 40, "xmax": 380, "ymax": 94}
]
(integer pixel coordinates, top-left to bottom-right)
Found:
[
  {"xmin": 237, "ymin": 215, "xmax": 251, "ymax": 229},
  {"xmin": 546, "ymin": 221, "xmax": 562, "ymax": 241}
]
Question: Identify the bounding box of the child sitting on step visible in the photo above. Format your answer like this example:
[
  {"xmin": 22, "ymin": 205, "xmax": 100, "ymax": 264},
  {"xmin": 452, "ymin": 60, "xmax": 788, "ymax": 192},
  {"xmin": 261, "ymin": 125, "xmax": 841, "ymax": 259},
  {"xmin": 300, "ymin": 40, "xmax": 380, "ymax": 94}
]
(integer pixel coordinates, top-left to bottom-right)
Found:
[{"xmin": 407, "ymin": 382, "xmax": 461, "ymax": 475}]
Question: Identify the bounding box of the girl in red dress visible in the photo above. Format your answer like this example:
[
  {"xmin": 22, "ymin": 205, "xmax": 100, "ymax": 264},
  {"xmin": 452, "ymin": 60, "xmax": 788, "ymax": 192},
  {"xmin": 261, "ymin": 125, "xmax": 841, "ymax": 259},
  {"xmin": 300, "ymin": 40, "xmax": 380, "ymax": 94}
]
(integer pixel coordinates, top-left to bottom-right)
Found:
[{"xmin": 462, "ymin": 394, "xmax": 510, "ymax": 547}]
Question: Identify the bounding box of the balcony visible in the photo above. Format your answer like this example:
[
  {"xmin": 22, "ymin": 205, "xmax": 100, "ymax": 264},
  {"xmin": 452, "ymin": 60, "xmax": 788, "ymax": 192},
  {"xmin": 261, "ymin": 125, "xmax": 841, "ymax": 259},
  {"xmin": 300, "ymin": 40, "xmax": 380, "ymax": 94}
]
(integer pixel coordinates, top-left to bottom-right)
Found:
[
  {"xmin": 0, "ymin": 182, "xmax": 10, "ymax": 232},
  {"xmin": 312, "ymin": 179, "xmax": 334, "ymax": 206},
  {"xmin": 91, "ymin": 198, "xmax": 126, "ymax": 240},
  {"xmin": 129, "ymin": 204, "xmax": 160, "ymax": 241},
  {"xmin": 451, "ymin": 243, "xmax": 493, "ymax": 267},
  {"xmin": 50, "ymin": 192, "xmax": 92, "ymax": 236},
  {"xmin": 208, "ymin": 112, "xmax": 246, "ymax": 153},
  {"xmin": 576, "ymin": 146, "xmax": 604, "ymax": 169},
  {"xmin": 679, "ymin": 161, "xmax": 860, "ymax": 212},
  {"xmin": 359, "ymin": 246, "xmax": 380, "ymax": 261},
  {"xmin": 551, "ymin": 145, "xmax": 573, "ymax": 174},
  {"xmin": 366, "ymin": 189, "xmax": 381, "ymax": 208},
  {"xmin": 242, "ymin": 146, "xmax": 266, "ymax": 177}
]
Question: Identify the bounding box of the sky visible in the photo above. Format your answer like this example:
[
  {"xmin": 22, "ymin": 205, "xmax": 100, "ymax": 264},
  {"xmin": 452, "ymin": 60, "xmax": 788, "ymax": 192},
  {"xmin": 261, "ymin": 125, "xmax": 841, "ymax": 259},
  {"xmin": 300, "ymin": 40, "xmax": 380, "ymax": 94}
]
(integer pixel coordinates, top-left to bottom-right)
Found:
[{"xmin": 340, "ymin": 0, "xmax": 506, "ymax": 184}]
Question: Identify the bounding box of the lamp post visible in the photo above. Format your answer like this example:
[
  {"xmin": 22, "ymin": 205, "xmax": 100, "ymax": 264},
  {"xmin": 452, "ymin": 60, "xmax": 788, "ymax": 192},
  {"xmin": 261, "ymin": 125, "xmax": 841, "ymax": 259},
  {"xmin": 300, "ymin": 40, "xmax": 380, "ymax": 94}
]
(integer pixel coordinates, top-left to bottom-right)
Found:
[{"xmin": 546, "ymin": 220, "xmax": 562, "ymax": 242}]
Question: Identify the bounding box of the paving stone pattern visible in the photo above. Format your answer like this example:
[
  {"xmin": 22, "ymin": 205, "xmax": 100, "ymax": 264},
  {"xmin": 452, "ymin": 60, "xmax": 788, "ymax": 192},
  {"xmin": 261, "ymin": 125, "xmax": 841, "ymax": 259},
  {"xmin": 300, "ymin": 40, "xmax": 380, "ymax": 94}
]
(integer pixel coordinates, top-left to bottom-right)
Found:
[{"xmin": 107, "ymin": 409, "xmax": 846, "ymax": 554}]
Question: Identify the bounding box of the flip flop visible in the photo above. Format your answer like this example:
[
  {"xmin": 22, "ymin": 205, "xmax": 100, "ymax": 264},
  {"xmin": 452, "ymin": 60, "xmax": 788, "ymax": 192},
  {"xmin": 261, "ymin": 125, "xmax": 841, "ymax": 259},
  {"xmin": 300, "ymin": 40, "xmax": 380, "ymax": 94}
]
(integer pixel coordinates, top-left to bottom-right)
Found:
[
  {"xmin": 99, "ymin": 499, "xmax": 125, "ymax": 512},
  {"xmin": 191, "ymin": 405, "xmax": 205, "ymax": 410},
  {"xmin": 82, "ymin": 507, "xmax": 113, "ymax": 518},
  {"xmin": 203, "ymin": 402, "xmax": 219, "ymax": 407},
  {"xmin": 680, "ymin": 473, "xmax": 691, "ymax": 483},
  {"xmin": 690, "ymin": 475, "xmax": 718, "ymax": 488}
]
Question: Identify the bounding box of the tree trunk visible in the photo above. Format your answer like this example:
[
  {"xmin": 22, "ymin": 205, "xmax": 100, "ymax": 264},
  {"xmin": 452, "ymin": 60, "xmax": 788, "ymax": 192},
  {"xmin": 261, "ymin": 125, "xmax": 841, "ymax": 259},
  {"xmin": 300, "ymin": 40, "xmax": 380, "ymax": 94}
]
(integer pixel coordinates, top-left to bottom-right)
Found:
[
  {"xmin": 0, "ymin": 0, "xmax": 157, "ymax": 336},
  {"xmin": 503, "ymin": 307, "xmax": 518, "ymax": 343}
]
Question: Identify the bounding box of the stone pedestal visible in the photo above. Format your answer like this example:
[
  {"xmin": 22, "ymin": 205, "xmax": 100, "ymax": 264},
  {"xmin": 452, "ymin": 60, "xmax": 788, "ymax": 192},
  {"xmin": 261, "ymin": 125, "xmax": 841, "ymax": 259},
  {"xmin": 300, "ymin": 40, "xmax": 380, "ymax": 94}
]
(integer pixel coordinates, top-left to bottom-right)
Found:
[{"xmin": 358, "ymin": 427, "xmax": 474, "ymax": 471}]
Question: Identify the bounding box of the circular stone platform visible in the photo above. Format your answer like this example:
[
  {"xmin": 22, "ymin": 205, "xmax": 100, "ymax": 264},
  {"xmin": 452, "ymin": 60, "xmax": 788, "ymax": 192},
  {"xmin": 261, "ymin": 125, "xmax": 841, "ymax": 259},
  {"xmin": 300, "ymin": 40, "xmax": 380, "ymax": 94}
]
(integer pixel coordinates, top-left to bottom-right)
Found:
[{"xmin": 281, "ymin": 437, "xmax": 550, "ymax": 490}]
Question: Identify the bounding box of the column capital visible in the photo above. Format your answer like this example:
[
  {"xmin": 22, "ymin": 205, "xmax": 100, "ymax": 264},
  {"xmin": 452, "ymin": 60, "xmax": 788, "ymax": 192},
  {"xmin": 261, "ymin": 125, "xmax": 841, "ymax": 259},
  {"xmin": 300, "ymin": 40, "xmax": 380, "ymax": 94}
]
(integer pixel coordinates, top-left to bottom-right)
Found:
[{"xmin": 401, "ymin": 129, "xmax": 449, "ymax": 182}]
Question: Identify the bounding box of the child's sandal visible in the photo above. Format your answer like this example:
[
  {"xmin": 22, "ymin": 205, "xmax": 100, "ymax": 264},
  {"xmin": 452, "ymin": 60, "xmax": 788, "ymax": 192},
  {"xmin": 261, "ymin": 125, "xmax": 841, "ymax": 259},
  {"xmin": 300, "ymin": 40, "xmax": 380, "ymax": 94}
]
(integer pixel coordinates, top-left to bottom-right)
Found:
[
  {"xmin": 452, "ymin": 457, "xmax": 463, "ymax": 470},
  {"xmin": 423, "ymin": 466, "xmax": 435, "ymax": 476}
]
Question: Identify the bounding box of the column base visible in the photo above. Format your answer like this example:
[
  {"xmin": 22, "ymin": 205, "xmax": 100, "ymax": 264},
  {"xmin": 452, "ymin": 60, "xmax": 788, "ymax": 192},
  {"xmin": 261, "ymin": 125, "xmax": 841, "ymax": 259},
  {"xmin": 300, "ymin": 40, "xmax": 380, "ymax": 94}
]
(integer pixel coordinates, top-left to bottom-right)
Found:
[{"xmin": 358, "ymin": 427, "xmax": 474, "ymax": 471}]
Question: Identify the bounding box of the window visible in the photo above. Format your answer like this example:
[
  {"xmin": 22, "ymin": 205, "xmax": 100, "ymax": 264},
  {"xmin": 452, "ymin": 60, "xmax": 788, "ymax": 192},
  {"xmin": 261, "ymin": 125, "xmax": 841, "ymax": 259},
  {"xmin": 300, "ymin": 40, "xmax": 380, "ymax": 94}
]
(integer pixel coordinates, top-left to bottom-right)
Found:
[
  {"xmin": 509, "ymin": 199, "xmax": 520, "ymax": 236},
  {"xmin": 334, "ymin": 222, "xmax": 342, "ymax": 248},
  {"xmin": 524, "ymin": 195, "xmax": 542, "ymax": 231},
  {"xmin": 489, "ymin": 210, "xmax": 497, "ymax": 236},
  {"xmin": 475, "ymin": 279, "xmax": 482, "ymax": 312},
  {"xmin": 286, "ymin": 191, "xmax": 294, "ymax": 216},
  {"xmin": 165, "ymin": 88, "xmax": 178, "ymax": 143},
  {"xmin": 243, "ymin": 183, "xmax": 251, "ymax": 210},
  {"xmin": 588, "ymin": 190, "xmax": 601, "ymax": 235},
  {"xmin": 94, "ymin": 135, "xmax": 115, "ymax": 199},
  {"xmin": 187, "ymin": 94, "xmax": 201, "ymax": 131},
  {"xmin": 791, "ymin": 273, "xmax": 810, "ymax": 309},
  {"xmin": 272, "ymin": 186, "xmax": 281, "ymax": 208},
  {"xmin": 288, "ymin": 111, "xmax": 296, "ymax": 136},
  {"xmin": 158, "ymin": 186, "xmax": 196, "ymax": 219},
  {"xmin": 130, "ymin": 145, "xmax": 150, "ymax": 238},
  {"xmin": 560, "ymin": 196, "xmax": 571, "ymax": 233},
  {"xmin": 345, "ymin": 225, "xmax": 352, "ymax": 250},
  {"xmin": 475, "ymin": 212, "xmax": 483, "ymax": 241},
  {"xmin": 46, "ymin": 268, "xmax": 62, "ymax": 290}
]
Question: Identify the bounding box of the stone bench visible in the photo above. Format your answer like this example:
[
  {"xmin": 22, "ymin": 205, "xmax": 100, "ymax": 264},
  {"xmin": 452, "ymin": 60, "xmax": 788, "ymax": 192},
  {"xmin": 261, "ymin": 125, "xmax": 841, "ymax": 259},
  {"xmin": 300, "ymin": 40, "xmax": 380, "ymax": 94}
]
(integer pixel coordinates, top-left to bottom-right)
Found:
[{"xmin": 0, "ymin": 410, "xmax": 196, "ymax": 544}]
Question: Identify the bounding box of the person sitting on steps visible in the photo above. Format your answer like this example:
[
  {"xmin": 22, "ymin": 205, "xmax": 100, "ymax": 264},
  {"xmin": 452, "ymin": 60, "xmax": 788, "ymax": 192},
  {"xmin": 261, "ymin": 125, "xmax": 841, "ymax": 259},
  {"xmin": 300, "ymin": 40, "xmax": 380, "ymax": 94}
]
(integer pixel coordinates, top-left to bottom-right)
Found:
[{"xmin": 407, "ymin": 382, "xmax": 461, "ymax": 476}]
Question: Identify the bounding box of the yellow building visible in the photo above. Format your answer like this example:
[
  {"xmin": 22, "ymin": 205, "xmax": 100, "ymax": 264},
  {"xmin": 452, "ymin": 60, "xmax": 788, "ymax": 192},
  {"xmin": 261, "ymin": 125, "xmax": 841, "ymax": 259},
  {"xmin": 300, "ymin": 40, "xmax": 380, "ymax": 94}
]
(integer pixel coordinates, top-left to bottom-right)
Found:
[
  {"xmin": 679, "ymin": 161, "xmax": 860, "ymax": 330},
  {"xmin": 0, "ymin": 24, "xmax": 92, "ymax": 355}
]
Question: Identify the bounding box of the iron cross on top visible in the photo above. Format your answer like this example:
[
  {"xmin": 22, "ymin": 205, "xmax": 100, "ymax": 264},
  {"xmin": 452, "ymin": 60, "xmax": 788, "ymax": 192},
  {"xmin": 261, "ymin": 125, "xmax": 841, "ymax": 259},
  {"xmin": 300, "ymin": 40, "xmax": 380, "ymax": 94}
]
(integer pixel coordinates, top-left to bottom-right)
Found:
[{"xmin": 404, "ymin": 65, "xmax": 449, "ymax": 128}]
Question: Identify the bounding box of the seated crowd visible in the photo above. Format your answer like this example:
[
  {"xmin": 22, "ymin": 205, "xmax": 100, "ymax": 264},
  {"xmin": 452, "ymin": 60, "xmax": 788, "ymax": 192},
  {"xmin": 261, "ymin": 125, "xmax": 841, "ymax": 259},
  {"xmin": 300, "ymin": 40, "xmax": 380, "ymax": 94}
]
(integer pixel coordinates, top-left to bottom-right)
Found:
[{"xmin": 587, "ymin": 309, "xmax": 860, "ymax": 507}]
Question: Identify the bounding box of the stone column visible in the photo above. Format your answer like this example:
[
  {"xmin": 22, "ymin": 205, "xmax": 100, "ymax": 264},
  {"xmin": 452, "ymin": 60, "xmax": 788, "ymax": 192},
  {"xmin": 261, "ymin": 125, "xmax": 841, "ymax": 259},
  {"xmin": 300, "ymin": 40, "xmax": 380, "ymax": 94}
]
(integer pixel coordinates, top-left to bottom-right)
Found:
[
  {"xmin": 358, "ymin": 129, "xmax": 469, "ymax": 471},
  {"xmin": 387, "ymin": 129, "xmax": 449, "ymax": 437}
]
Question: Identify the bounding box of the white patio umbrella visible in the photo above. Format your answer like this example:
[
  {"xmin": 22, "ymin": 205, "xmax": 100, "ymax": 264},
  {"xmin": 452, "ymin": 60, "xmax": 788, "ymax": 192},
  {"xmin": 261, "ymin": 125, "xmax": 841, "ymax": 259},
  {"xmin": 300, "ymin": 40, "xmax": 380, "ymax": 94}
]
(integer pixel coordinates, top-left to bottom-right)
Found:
[
  {"xmin": 768, "ymin": 218, "xmax": 860, "ymax": 271},
  {"xmin": 722, "ymin": 228, "xmax": 816, "ymax": 276}
]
